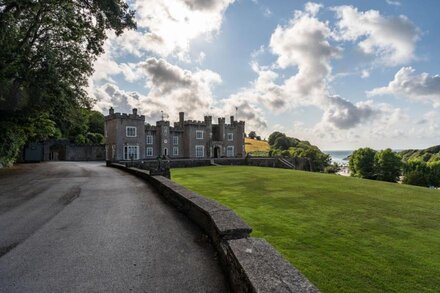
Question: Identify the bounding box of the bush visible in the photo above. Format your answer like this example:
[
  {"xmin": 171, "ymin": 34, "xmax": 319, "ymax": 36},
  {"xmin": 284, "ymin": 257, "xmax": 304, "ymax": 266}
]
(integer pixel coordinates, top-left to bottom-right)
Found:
[
  {"xmin": 402, "ymin": 160, "xmax": 430, "ymax": 187},
  {"xmin": 428, "ymin": 161, "xmax": 440, "ymax": 187},
  {"xmin": 248, "ymin": 131, "xmax": 256, "ymax": 139},
  {"xmin": 349, "ymin": 148, "xmax": 377, "ymax": 179},
  {"xmin": 0, "ymin": 122, "xmax": 27, "ymax": 167},
  {"xmin": 324, "ymin": 163, "xmax": 341, "ymax": 174}
]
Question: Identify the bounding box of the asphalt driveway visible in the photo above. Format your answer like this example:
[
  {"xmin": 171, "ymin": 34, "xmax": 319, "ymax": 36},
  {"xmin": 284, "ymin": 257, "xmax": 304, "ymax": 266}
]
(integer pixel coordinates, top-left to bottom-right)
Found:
[{"xmin": 0, "ymin": 162, "xmax": 228, "ymax": 292}]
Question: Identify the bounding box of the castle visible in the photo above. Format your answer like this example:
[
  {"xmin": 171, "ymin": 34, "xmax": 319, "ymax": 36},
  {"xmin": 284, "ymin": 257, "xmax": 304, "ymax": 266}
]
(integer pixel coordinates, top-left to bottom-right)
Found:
[{"xmin": 104, "ymin": 108, "xmax": 245, "ymax": 161}]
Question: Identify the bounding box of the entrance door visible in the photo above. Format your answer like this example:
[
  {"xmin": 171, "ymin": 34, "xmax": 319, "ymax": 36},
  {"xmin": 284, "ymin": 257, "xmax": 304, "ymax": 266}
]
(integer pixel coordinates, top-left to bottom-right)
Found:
[{"xmin": 214, "ymin": 146, "xmax": 220, "ymax": 158}]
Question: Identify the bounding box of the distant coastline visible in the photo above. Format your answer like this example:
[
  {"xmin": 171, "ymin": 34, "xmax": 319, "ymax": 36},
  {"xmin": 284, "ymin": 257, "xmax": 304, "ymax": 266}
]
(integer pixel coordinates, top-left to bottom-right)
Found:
[{"xmin": 323, "ymin": 150, "xmax": 353, "ymax": 165}]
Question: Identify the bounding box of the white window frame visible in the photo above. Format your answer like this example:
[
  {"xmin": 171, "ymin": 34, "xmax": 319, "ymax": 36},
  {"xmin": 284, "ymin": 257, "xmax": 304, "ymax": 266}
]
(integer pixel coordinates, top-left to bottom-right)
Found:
[
  {"xmin": 146, "ymin": 135, "xmax": 153, "ymax": 145},
  {"xmin": 195, "ymin": 145, "xmax": 204, "ymax": 158},
  {"xmin": 173, "ymin": 135, "xmax": 179, "ymax": 145},
  {"xmin": 173, "ymin": 146, "xmax": 179, "ymax": 156},
  {"xmin": 196, "ymin": 130, "xmax": 204, "ymax": 139},
  {"xmin": 227, "ymin": 146, "xmax": 234, "ymax": 157},
  {"xmin": 146, "ymin": 147, "xmax": 153, "ymax": 157},
  {"xmin": 227, "ymin": 133, "xmax": 233, "ymax": 141},
  {"xmin": 123, "ymin": 145, "xmax": 139, "ymax": 160},
  {"xmin": 126, "ymin": 126, "xmax": 137, "ymax": 137}
]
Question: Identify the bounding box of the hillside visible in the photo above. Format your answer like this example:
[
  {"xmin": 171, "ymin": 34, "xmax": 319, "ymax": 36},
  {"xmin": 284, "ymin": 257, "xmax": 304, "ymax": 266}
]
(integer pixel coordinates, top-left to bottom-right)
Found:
[
  {"xmin": 399, "ymin": 145, "xmax": 440, "ymax": 162},
  {"xmin": 172, "ymin": 166, "xmax": 440, "ymax": 292},
  {"xmin": 244, "ymin": 138, "xmax": 269, "ymax": 154}
]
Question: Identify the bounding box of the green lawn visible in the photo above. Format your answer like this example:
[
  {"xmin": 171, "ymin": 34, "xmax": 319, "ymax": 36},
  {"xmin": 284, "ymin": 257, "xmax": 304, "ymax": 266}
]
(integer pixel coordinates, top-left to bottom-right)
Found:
[{"xmin": 172, "ymin": 166, "xmax": 440, "ymax": 293}]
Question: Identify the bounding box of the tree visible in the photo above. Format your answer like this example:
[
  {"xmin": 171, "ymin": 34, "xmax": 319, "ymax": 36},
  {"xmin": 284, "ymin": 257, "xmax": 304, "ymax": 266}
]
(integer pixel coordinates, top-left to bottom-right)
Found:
[
  {"xmin": 248, "ymin": 131, "xmax": 257, "ymax": 139},
  {"xmin": 88, "ymin": 111, "xmax": 105, "ymax": 135},
  {"xmin": 0, "ymin": 1, "xmax": 135, "ymax": 165},
  {"xmin": 256, "ymin": 136, "xmax": 261, "ymax": 140},
  {"xmin": 349, "ymin": 148, "xmax": 377, "ymax": 179},
  {"xmin": 268, "ymin": 131, "xmax": 285, "ymax": 146},
  {"xmin": 273, "ymin": 136, "xmax": 291, "ymax": 150},
  {"xmin": 428, "ymin": 161, "xmax": 440, "ymax": 187},
  {"xmin": 402, "ymin": 160, "xmax": 430, "ymax": 187},
  {"xmin": 374, "ymin": 149, "xmax": 402, "ymax": 182}
]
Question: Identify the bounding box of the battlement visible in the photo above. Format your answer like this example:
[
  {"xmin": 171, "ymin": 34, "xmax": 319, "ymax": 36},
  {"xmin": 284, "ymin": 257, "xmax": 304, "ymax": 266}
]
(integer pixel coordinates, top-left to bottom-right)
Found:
[
  {"xmin": 183, "ymin": 120, "xmax": 207, "ymax": 126},
  {"xmin": 105, "ymin": 107, "xmax": 145, "ymax": 121}
]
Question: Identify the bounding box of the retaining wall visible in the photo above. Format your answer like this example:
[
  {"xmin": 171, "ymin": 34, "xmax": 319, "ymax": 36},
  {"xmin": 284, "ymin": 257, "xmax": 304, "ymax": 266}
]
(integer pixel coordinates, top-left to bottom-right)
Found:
[
  {"xmin": 121, "ymin": 157, "xmax": 312, "ymax": 171},
  {"xmin": 109, "ymin": 163, "xmax": 319, "ymax": 292}
]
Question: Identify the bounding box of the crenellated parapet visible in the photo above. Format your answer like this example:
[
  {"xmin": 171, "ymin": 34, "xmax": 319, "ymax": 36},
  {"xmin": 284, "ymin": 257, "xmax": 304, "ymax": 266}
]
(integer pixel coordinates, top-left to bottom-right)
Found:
[{"xmin": 105, "ymin": 107, "xmax": 145, "ymax": 121}]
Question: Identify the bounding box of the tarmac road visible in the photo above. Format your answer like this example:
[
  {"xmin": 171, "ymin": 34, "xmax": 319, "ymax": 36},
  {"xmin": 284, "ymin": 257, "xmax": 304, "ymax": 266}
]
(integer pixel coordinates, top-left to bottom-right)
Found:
[{"xmin": 0, "ymin": 162, "xmax": 228, "ymax": 292}]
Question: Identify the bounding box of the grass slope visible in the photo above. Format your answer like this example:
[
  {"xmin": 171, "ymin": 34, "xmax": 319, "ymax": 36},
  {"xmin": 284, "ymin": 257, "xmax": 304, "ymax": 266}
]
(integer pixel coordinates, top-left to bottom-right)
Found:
[
  {"xmin": 245, "ymin": 138, "xmax": 269, "ymax": 155},
  {"xmin": 172, "ymin": 166, "xmax": 440, "ymax": 292}
]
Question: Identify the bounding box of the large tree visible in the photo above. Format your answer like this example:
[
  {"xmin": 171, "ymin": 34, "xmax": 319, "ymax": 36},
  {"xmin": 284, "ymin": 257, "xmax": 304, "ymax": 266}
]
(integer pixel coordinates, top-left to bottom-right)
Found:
[
  {"xmin": 374, "ymin": 149, "xmax": 402, "ymax": 182},
  {"xmin": 0, "ymin": 0, "xmax": 135, "ymax": 165},
  {"xmin": 349, "ymin": 148, "xmax": 377, "ymax": 179}
]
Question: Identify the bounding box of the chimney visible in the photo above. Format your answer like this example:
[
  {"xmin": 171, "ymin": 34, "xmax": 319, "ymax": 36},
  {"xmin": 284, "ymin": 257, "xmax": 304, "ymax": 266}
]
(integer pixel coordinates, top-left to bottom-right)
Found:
[
  {"xmin": 109, "ymin": 107, "xmax": 114, "ymax": 115},
  {"xmin": 132, "ymin": 108, "xmax": 138, "ymax": 116},
  {"xmin": 230, "ymin": 115, "xmax": 235, "ymax": 124},
  {"xmin": 179, "ymin": 112, "xmax": 185, "ymax": 126}
]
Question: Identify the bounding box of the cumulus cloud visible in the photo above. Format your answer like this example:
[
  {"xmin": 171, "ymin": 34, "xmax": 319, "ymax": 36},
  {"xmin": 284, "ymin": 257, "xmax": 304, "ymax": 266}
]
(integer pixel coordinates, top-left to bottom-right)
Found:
[
  {"xmin": 92, "ymin": 58, "xmax": 269, "ymax": 131},
  {"xmin": 332, "ymin": 5, "xmax": 419, "ymax": 66},
  {"xmin": 322, "ymin": 96, "xmax": 377, "ymax": 129},
  {"xmin": 367, "ymin": 67, "xmax": 440, "ymax": 107},
  {"xmin": 233, "ymin": 2, "xmax": 382, "ymax": 130},
  {"xmin": 111, "ymin": 0, "xmax": 234, "ymax": 58}
]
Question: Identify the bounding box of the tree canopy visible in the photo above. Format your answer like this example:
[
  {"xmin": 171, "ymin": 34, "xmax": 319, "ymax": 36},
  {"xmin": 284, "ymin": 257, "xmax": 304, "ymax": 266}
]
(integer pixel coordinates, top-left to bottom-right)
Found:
[{"xmin": 0, "ymin": 1, "xmax": 135, "ymax": 166}]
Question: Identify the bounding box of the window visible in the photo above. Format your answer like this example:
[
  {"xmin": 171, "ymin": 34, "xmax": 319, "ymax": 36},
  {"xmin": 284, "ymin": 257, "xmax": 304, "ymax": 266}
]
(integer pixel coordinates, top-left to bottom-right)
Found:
[
  {"xmin": 163, "ymin": 147, "xmax": 168, "ymax": 156},
  {"xmin": 227, "ymin": 146, "xmax": 234, "ymax": 157},
  {"xmin": 146, "ymin": 147, "xmax": 153, "ymax": 157},
  {"xmin": 196, "ymin": 130, "xmax": 204, "ymax": 139},
  {"xmin": 123, "ymin": 145, "xmax": 139, "ymax": 160},
  {"xmin": 126, "ymin": 126, "xmax": 137, "ymax": 137},
  {"xmin": 195, "ymin": 145, "xmax": 204, "ymax": 158},
  {"xmin": 173, "ymin": 135, "xmax": 179, "ymax": 145},
  {"xmin": 173, "ymin": 146, "xmax": 179, "ymax": 156},
  {"xmin": 227, "ymin": 133, "xmax": 233, "ymax": 141},
  {"xmin": 146, "ymin": 135, "xmax": 153, "ymax": 144},
  {"xmin": 163, "ymin": 127, "xmax": 168, "ymax": 135}
]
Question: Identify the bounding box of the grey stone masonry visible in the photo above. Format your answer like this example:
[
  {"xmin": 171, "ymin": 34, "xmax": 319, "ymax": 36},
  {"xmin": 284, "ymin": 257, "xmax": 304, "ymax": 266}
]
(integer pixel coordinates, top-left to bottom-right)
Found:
[{"xmin": 105, "ymin": 108, "xmax": 246, "ymax": 161}]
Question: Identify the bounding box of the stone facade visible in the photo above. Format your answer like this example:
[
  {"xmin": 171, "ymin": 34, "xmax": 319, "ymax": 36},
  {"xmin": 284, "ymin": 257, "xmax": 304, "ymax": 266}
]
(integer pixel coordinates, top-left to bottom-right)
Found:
[{"xmin": 105, "ymin": 108, "xmax": 246, "ymax": 160}]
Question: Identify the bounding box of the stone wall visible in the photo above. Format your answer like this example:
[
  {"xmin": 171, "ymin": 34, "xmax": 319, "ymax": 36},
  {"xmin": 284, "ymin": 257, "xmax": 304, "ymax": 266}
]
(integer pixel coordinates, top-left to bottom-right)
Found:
[
  {"xmin": 65, "ymin": 145, "xmax": 105, "ymax": 161},
  {"xmin": 117, "ymin": 156, "xmax": 312, "ymax": 171},
  {"xmin": 108, "ymin": 163, "xmax": 319, "ymax": 292}
]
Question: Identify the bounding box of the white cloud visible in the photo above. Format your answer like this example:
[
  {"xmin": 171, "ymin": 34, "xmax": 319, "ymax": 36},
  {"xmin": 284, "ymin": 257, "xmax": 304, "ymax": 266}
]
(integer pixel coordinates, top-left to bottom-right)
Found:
[
  {"xmin": 332, "ymin": 5, "xmax": 419, "ymax": 66},
  {"xmin": 386, "ymin": 0, "xmax": 401, "ymax": 6},
  {"xmin": 91, "ymin": 58, "xmax": 268, "ymax": 131},
  {"xmin": 322, "ymin": 96, "xmax": 377, "ymax": 129},
  {"xmin": 114, "ymin": 0, "xmax": 235, "ymax": 59},
  {"xmin": 368, "ymin": 67, "xmax": 440, "ymax": 107}
]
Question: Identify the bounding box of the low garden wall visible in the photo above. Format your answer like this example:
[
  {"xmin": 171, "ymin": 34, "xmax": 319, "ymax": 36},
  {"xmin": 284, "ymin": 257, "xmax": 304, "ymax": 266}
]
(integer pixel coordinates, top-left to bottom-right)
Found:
[
  {"xmin": 109, "ymin": 162, "xmax": 319, "ymax": 292},
  {"xmin": 120, "ymin": 156, "xmax": 313, "ymax": 171}
]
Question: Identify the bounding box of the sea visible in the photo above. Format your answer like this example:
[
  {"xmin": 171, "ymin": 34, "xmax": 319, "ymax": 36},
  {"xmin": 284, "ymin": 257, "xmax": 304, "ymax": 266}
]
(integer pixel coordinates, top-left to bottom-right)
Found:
[{"xmin": 323, "ymin": 150, "xmax": 353, "ymax": 165}]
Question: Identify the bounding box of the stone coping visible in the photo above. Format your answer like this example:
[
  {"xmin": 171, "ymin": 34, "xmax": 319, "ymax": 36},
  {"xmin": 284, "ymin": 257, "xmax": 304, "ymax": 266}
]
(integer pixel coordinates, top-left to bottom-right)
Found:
[{"xmin": 108, "ymin": 163, "xmax": 319, "ymax": 292}]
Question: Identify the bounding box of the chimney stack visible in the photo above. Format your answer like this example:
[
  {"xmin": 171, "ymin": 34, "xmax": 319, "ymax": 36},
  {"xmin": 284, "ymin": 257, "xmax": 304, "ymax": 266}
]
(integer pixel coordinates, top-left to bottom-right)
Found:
[
  {"xmin": 179, "ymin": 112, "xmax": 185, "ymax": 126},
  {"xmin": 132, "ymin": 108, "xmax": 138, "ymax": 116},
  {"xmin": 230, "ymin": 115, "xmax": 234, "ymax": 124},
  {"xmin": 109, "ymin": 107, "xmax": 114, "ymax": 115}
]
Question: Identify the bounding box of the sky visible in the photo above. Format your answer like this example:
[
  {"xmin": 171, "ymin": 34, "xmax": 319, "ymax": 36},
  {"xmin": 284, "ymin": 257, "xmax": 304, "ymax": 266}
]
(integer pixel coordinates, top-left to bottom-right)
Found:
[{"xmin": 89, "ymin": 0, "xmax": 440, "ymax": 150}]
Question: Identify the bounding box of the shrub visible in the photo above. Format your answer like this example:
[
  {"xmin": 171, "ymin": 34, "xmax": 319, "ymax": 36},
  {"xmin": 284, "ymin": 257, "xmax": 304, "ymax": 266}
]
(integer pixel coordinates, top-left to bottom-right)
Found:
[
  {"xmin": 402, "ymin": 160, "xmax": 430, "ymax": 187},
  {"xmin": 0, "ymin": 122, "xmax": 27, "ymax": 167}
]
